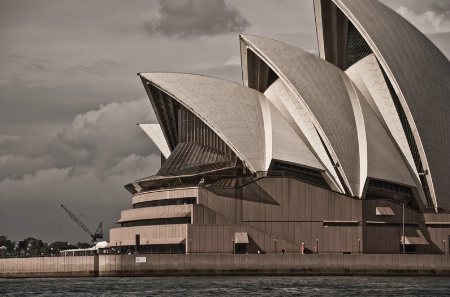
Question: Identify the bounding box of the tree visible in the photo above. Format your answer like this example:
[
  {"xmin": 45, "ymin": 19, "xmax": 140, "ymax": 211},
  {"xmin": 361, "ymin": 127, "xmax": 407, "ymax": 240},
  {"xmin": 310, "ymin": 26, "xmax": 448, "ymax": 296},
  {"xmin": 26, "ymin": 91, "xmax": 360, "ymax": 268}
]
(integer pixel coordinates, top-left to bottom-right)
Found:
[
  {"xmin": 0, "ymin": 235, "xmax": 15, "ymax": 256},
  {"xmin": 77, "ymin": 242, "xmax": 91, "ymax": 249}
]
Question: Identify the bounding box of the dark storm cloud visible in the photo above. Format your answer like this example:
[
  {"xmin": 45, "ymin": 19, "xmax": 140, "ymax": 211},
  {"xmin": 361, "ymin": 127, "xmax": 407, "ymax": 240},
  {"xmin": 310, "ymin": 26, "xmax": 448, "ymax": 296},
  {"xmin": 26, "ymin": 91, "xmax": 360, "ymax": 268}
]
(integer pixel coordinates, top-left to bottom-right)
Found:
[
  {"xmin": 0, "ymin": 99, "xmax": 162, "ymax": 242},
  {"xmin": 46, "ymin": 99, "xmax": 158, "ymax": 171},
  {"xmin": 145, "ymin": 0, "xmax": 249, "ymax": 39},
  {"xmin": 427, "ymin": 31, "xmax": 450, "ymax": 59},
  {"xmin": 386, "ymin": 0, "xmax": 450, "ymax": 34},
  {"xmin": 0, "ymin": 154, "xmax": 53, "ymax": 181},
  {"xmin": 0, "ymin": 80, "xmax": 140, "ymax": 138},
  {"xmin": 430, "ymin": 1, "xmax": 450, "ymax": 17},
  {"xmin": 0, "ymin": 136, "xmax": 49, "ymax": 158},
  {"xmin": 0, "ymin": 99, "xmax": 159, "ymax": 181}
]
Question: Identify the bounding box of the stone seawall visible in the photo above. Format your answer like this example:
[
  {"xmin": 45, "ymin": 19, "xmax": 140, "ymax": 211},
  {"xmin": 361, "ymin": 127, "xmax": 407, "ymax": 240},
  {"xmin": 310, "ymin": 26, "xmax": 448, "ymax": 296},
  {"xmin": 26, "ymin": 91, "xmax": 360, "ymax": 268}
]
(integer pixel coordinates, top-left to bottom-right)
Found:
[
  {"xmin": 1, "ymin": 254, "xmax": 450, "ymax": 277},
  {"xmin": 0, "ymin": 256, "xmax": 97, "ymax": 278}
]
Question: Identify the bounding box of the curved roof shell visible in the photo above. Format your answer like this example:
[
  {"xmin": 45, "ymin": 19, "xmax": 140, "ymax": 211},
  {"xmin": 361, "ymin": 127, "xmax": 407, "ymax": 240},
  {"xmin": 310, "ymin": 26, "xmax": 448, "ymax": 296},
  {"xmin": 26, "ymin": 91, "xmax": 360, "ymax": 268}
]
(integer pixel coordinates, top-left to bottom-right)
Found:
[
  {"xmin": 358, "ymin": 87, "xmax": 415, "ymax": 188},
  {"xmin": 241, "ymin": 34, "xmax": 361, "ymax": 195},
  {"xmin": 140, "ymin": 73, "xmax": 267, "ymax": 173},
  {"xmin": 139, "ymin": 73, "xmax": 322, "ymax": 175},
  {"xmin": 346, "ymin": 54, "xmax": 425, "ymax": 200},
  {"xmin": 315, "ymin": 0, "xmax": 450, "ymax": 207},
  {"xmin": 263, "ymin": 78, "xmax": 342, "ymax": 192},
  {"xmin": 345, "ymin": 54, "xmax": 417, "ymax": 180},
  {"xmin": 138, "ymin": 124, "xmax": 171, "ymax": 159},
  {"xmin": 264, "ymin": 96, "xmax": 324, "ymax": 171}
]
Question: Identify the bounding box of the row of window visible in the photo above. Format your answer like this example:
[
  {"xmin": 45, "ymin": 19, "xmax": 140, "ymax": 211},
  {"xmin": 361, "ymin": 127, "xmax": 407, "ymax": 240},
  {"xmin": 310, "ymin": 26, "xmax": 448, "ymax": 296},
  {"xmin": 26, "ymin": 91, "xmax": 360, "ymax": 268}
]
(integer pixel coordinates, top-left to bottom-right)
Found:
[
  {"xmin": 272, "ymin": 161, "xmax": 330, "ymax": 190},
  {"xmin": 133, "ymin": 197, "xmax": 196, "ymax": 209},
  {"xmin": 121, "ymin": 217, "xmax": 191, "ymax": 227},
  {"xmin": 368, "ymin": 179, "xmax": 413, "ymax": 195},
  {"xmin": 119, "ymin": 244, "xmax": 186, "ymax": 254}
]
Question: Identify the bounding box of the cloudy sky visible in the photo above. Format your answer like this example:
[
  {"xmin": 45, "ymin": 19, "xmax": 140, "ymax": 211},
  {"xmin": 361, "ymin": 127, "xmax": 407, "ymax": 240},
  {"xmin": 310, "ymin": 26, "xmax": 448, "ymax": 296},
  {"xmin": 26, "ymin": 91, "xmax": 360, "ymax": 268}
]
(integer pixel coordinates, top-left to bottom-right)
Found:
[{"xmin": 1, "ymin": 0, "xmax": 449, "ymax": 244}]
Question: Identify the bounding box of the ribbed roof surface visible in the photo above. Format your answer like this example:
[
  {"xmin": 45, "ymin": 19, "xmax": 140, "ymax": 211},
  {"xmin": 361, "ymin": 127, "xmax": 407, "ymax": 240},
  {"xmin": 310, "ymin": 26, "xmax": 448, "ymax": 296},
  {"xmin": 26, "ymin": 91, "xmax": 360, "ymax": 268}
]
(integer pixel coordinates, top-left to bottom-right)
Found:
[
  {"xmin": 241, "ymin": 34, "xmax": 360, "ymax": 195},
  {"xmin": 263, "ymin": 78, "xmax": 342, "ymax": 192},
  {"xmin": 345, "ymin": 54, "xmax": 418, "ymax": 180},
  {"xmin": 358, "ymin": 88, "xmax": 415, "ymax": 187},
  {"xmin": 333, "ymin": 0, "xmax": 450, "ymax": 206},
  {"xmin": 140, "ymin": 73, "xmax": 266, "ymax": 172},
  {"xmin": 266, "ymin": 99, "xmax": 324, "ymax": 171}
]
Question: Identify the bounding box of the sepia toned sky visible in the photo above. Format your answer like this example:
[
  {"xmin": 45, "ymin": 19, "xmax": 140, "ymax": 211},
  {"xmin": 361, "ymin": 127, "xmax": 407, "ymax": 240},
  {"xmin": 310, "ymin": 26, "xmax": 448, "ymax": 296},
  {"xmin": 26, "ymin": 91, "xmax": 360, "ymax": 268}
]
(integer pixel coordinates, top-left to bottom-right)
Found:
[{"xmin": 1, "ymin": 0, "xmax": 449, "ymax": 244}]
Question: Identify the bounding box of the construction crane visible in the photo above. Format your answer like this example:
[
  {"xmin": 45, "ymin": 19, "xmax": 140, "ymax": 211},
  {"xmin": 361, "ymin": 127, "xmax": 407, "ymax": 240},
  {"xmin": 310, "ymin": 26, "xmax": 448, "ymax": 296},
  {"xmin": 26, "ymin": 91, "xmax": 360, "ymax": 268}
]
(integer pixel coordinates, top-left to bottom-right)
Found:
[{"xmin": 60, "ymin": 205, "xmax": 103, "ymax": 243}]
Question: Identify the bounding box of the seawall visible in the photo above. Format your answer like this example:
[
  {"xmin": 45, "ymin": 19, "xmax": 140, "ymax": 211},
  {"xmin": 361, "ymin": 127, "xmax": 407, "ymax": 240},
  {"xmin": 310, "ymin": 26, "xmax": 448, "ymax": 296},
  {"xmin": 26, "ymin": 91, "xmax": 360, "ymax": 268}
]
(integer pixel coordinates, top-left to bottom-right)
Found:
[
  {"xmin": 0, "ymin": 256, "xmax": 97, "ymax": 278},
  {"xmin": 1, "ymin": 254, "xmax": 450, "ymax": 278}
]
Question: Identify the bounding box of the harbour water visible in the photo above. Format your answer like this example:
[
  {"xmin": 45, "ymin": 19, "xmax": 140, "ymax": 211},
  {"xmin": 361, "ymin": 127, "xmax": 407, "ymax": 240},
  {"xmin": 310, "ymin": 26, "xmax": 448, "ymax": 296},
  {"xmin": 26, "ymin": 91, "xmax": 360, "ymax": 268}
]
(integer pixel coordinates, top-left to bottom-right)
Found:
[{"xmin": 1, "ymin": 276, "xmax": 450, "ymax": 296}]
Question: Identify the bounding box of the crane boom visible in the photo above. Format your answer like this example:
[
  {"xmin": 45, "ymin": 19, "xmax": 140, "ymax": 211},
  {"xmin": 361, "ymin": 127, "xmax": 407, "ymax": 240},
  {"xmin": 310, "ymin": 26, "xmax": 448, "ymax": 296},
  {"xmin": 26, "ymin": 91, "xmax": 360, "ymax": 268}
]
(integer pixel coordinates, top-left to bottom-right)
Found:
[{"xmin": 60, "ymin": 205, "xmax": 103, "ymax": 242}]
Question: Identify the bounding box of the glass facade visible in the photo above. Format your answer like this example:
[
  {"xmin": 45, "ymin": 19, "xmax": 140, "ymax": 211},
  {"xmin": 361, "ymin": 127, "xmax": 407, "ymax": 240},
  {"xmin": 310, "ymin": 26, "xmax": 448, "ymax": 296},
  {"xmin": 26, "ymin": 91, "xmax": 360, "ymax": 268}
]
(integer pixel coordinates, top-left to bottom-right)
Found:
[
  {"xmin": 121, "ymin": 217, "xmax": 191, "ymax": 227},
  {"xmin": 380, "ymin": 66, "xmax": 433, "ymax": 207},
  {"xmin": 271, "ymin": 161, "xmax": 330, "ymax": 190},
  {"xmin": 133, "ymin": 197, "xmax": 196, "ymax": 209},
  {"xmin": 346, "ymin": 21, "xmax": 373, "ymax": 69},
  {"xmin": 365, "ymin": 178, "xmax": 417, "ymax": 208},
  {"xmin": 137, "ymin": 244, "xmax": 185, "ymax": 254},
  {"xmin": 368, "ymin": 179, "xmax": 413, "ymax": 196},
  {"xmin": 247, "ymin": 48, "xmax": 279, "ymax": 93},
  {"xmin": 156, "ymin": 105, "xmax": 238, "ymax": 177},
  {"xmin": 148, "ymin": 85, "xmax": 179, "ymax": 151}
]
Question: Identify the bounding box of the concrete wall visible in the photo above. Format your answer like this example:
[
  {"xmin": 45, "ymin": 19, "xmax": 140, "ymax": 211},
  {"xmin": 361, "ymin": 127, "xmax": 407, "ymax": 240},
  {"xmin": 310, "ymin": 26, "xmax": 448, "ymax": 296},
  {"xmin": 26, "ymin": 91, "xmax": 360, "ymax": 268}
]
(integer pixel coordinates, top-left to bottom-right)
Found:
[
  {"xmin": 109, "ymin": 177, "xmax": 450, "ymax": 256},
  {"xmin": 132, "ymin": 187, "xmax": 198, "ymax": 205},
  {"xmin": 196, "ymin": 178, "xmax": 450, "ymax": 254},
  {"xmin": 197, "ymin": 178, "xmax": 364, "ymax": 254},
  {"xmin": 422, "ymin": 213, "xmax": 450, "ymax": 254},
  {"xmin": 109, "ymin": 224, "xmax": 187, "ymax": 247},
  {"xmin": 106, "ymin": 254, "xmax": 449, "ymax": 276},
  {"xmin": 0, "ymin": 256, "xmax": 97, "ymax": 278},
  {"xmin": 187, "ymin": 224, "xmax": 300, "ymax": 254},
  {"xmin": 2, "ymin": 254, "xmax": 450, "ymax": 277}
]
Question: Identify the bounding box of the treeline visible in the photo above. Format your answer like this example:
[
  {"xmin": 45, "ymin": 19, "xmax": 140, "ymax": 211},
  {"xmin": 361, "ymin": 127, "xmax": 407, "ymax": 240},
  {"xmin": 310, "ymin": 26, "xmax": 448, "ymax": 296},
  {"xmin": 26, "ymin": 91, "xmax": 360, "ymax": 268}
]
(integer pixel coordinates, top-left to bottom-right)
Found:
[{"xmin": 0, "ymin": 235, "xmax": 91, "ymax": 257}]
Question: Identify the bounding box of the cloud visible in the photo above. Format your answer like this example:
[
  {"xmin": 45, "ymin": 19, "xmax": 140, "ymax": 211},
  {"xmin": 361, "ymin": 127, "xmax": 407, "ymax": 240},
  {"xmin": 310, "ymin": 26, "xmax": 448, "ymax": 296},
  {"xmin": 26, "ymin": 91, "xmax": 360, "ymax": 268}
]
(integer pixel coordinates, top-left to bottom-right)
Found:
[
  {"xmin": 0, "ymin": 136, "xmax": 49, "ymax": 159},
  {"xmin": 145, "ymin": 0, "xmax": 249, "ymax": 39},
  {"xmin": 0, "ymin": 134, "xmax": 19, "ymax": 142},
  {"xmin": 0, "ymin": 153, "xmax": 160, "ymax": 244},
  {"xmin": 0, "ymin": 98, "xmax": 161, "ymax": 243},
  {"xmin": 47, "ymin": 99, "xmax": 156, "ymax": 170},
  {"xmin": 430, "ymin": 1, "xmax": 450, "ymax": 17},
  {"xmin": 396, "ymin": 5, "xmax": 450, "ymax": 34},
  {"xmin": 0, "ymin": 154, "xmax": 54, "ymax": 181},
  {"xmin": 225, "ymin": 55, "xmax": 241, "ymax": 66},
  {"xmin": 194, "ymin": 64, "xmax": 242, "ymax": 84}
]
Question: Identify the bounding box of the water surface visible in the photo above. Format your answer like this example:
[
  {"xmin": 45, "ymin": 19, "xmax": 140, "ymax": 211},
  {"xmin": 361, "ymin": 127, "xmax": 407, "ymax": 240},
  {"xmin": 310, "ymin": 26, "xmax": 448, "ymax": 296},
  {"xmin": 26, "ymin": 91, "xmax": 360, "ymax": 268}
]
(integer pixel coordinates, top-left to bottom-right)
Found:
[{"xmin": 1, "ymin": 276, "xmax": 450, "ymax": 296}]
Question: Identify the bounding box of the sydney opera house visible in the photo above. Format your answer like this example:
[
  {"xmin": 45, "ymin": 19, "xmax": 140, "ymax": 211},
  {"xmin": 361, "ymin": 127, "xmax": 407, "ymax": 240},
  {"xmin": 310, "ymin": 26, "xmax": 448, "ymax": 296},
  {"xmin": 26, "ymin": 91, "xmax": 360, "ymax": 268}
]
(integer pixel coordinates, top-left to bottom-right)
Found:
[{"xmin": 109, "ymin": 0, "xmax": 450, "ymax": 255}]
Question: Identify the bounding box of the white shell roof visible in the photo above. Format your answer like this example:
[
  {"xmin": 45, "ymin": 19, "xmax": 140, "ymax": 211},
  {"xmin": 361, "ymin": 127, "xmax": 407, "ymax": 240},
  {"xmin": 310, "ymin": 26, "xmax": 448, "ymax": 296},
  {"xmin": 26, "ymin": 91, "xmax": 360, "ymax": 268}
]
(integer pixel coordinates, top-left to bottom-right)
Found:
[
  {"xmin": 357, "ymin": 83, "xmax": 415, "ymax": 187},
  {"xmin": 264, "ymin": 79, "xmax": 337, "ymax": 184},
  {"xmin": 264, "ymin": 95, "xmax": 324, "ymax": 171},
  {"xmin": 241, "ymin": 34, "xmax": 360, "ymax": 195},
  {"xmin": 139, "ymin": 73, "xmax": 325, "ymax": 174},
  {"xmin": 138, "ymin": 124, "xmax": 171, "ymax": 159},
  {"xmin": 140, "ymin": 73, "xmax": 267, "ymax": 172},
  {"xmin": 346, "ymin": 54, "xmax": 418, "ymax": 181},
  {"xmin": 323, "ymin": 0, "xmax": 450, "ymax": 206}
]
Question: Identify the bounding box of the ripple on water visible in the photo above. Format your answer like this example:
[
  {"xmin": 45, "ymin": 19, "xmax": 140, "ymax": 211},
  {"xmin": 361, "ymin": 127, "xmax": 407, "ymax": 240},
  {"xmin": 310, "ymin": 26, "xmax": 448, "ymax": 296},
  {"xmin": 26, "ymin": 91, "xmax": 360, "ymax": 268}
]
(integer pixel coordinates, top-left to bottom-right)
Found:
[{"xmin": 1, "ymin": 276, "xmax": 450, "ymax": 296}]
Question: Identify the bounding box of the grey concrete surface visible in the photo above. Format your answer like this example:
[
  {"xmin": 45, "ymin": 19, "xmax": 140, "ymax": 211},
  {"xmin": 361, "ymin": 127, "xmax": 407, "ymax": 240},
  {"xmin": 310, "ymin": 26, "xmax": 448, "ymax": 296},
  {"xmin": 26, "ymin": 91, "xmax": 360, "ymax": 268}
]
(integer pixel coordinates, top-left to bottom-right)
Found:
[{"xmin": 1, "ymin": 254, "xmax": 449, "ymax": 277}]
